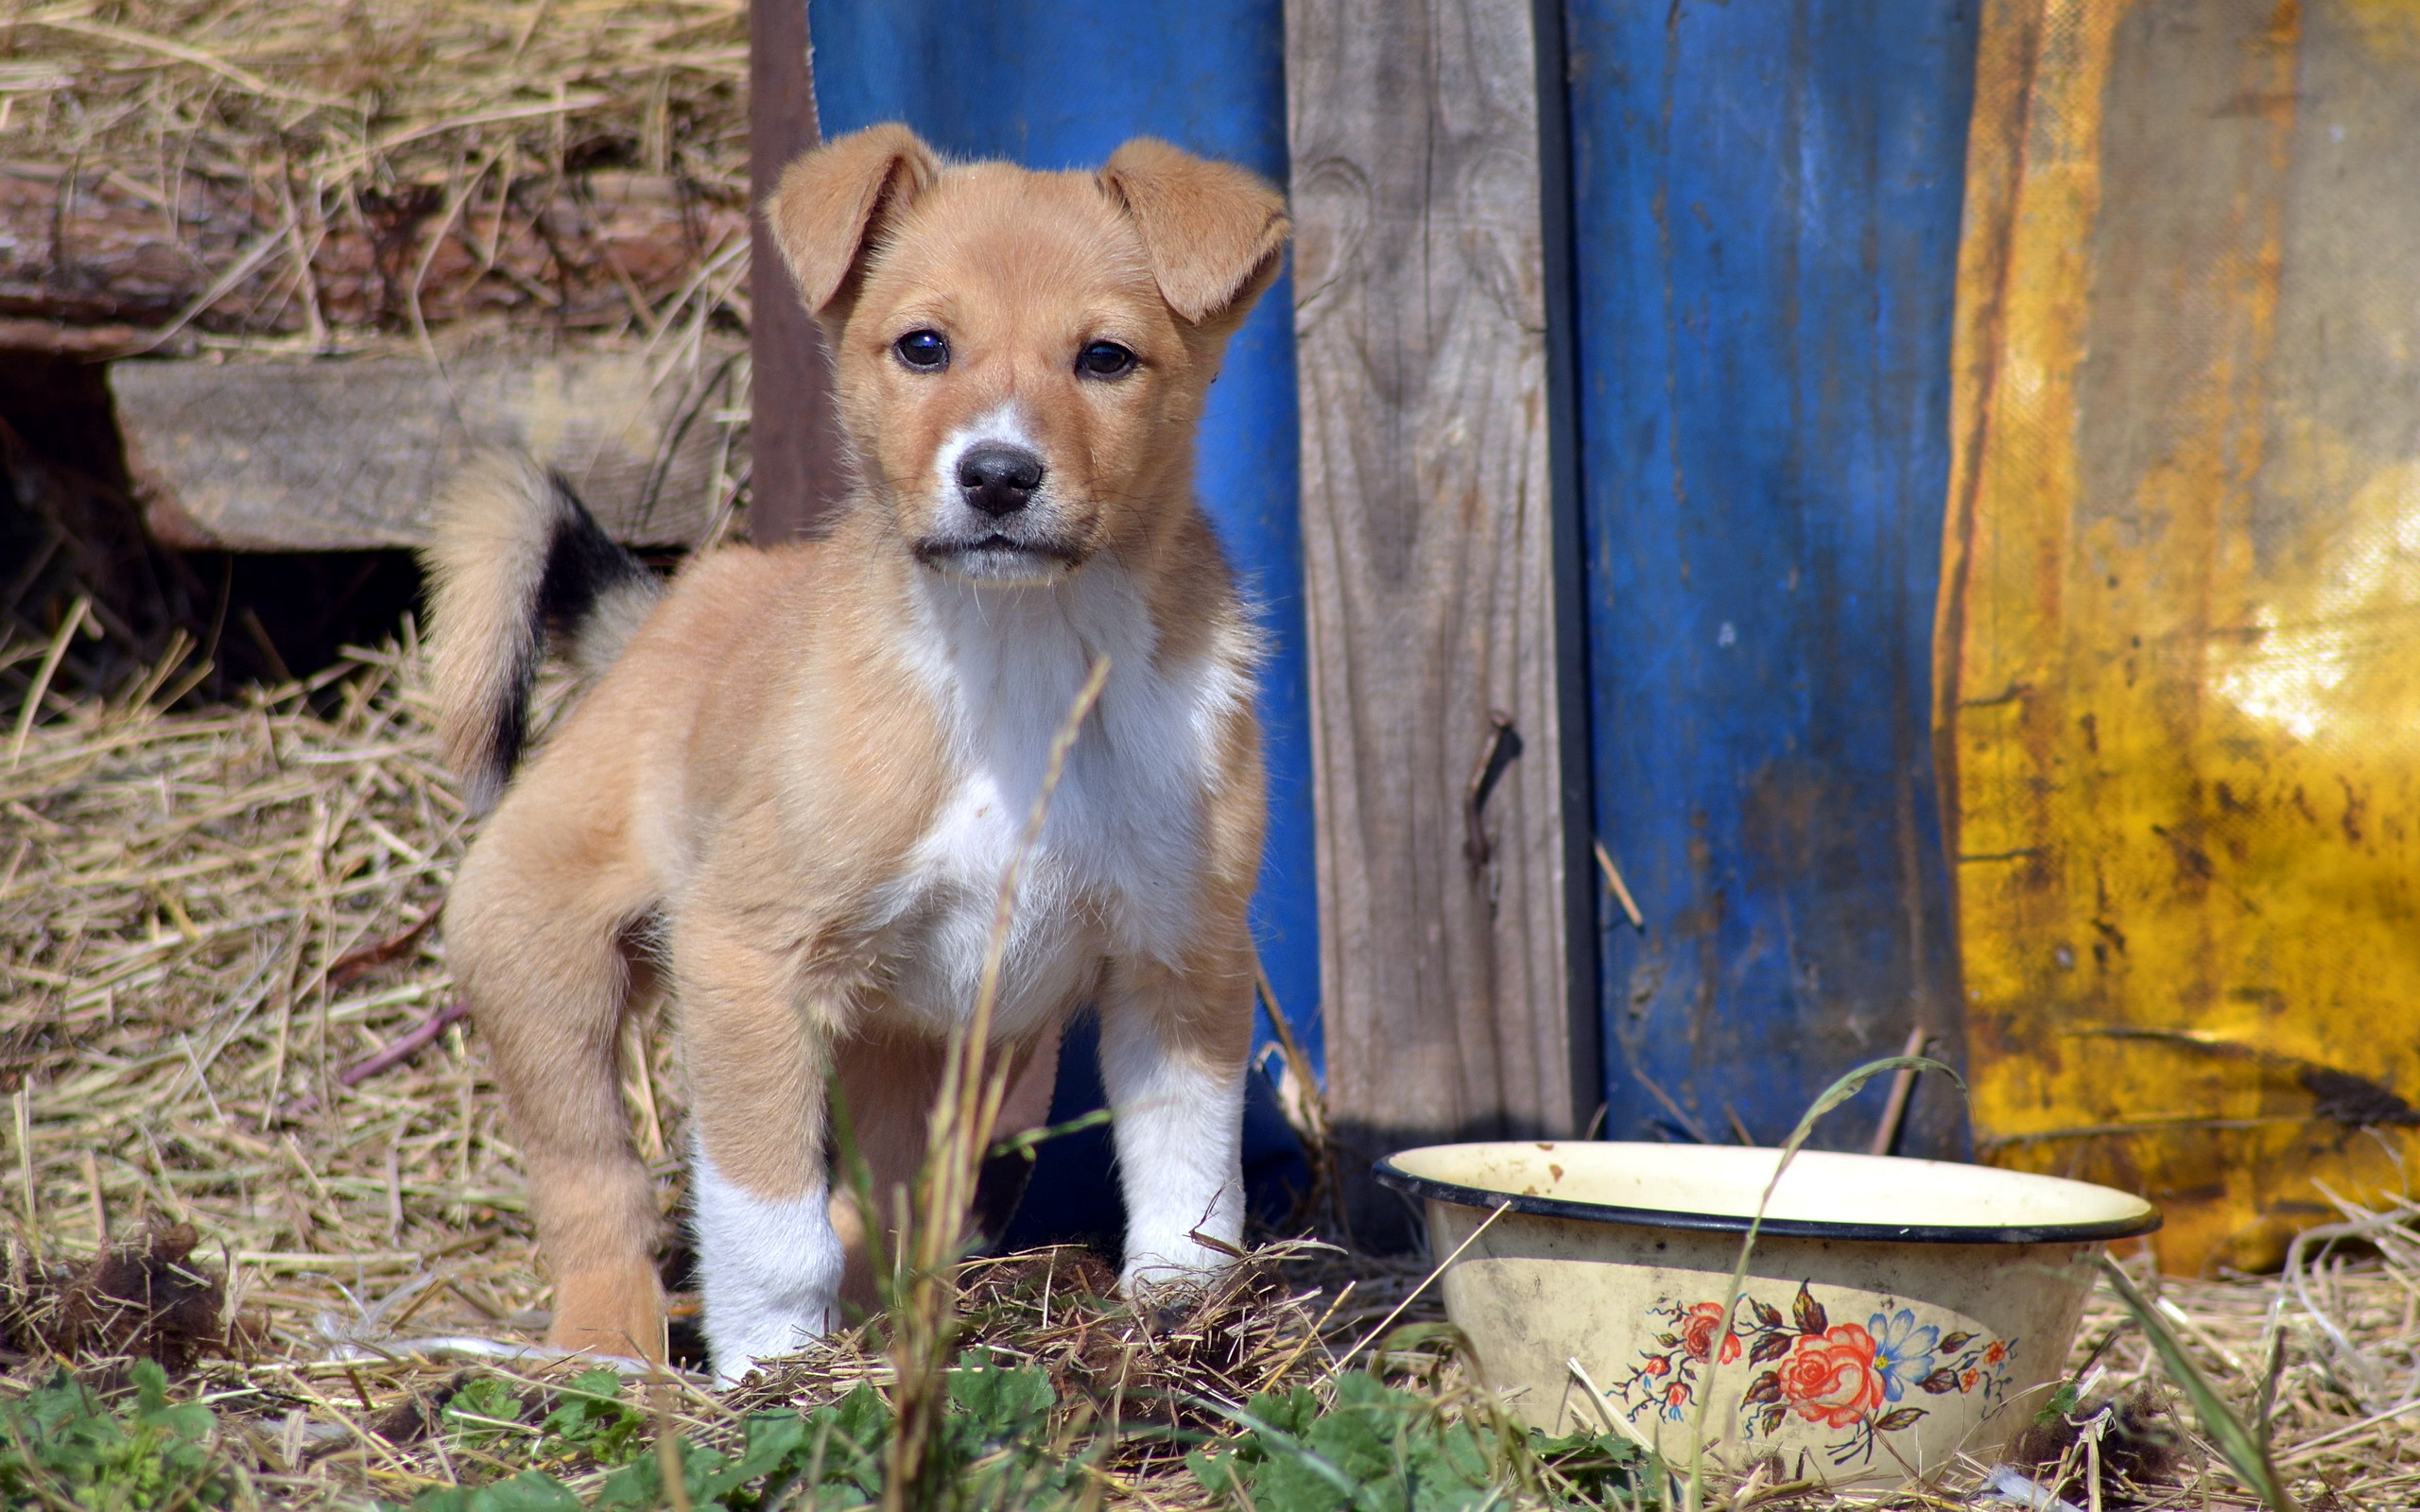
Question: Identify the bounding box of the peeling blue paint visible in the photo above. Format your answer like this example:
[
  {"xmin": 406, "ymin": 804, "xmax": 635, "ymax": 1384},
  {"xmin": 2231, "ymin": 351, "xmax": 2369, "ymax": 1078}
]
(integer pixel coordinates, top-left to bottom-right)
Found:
[{"xmin": 1558, "ymin": 0, "xmax": 1979, "ymax": 1151}]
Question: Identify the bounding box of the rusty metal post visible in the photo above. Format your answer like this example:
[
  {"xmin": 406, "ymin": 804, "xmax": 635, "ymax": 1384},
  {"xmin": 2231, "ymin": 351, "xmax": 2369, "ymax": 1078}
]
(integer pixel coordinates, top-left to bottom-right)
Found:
[{"xmin": 747, "ymin": 0, "xmax": 846, "ymax": 541}]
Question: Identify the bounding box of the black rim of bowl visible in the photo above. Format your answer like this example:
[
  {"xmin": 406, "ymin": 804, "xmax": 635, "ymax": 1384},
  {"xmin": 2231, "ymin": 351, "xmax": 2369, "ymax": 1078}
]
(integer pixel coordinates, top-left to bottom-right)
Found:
[{"xmin": 1372, "ymin": 1157, "xmax": 2163, "ymax": 1246}]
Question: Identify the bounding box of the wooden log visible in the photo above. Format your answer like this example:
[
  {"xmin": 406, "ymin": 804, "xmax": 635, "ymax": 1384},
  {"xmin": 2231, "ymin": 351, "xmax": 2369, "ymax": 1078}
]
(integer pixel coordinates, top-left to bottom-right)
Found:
[
  {"xmin": 111, "ymin": 346, "xmax": 742, "ymax": 552},
  {"xmin": 1286, "ymin": 0, "xmax": 1585, "ymax": 1240},
  {"xmin": 0, "ymin": 165, "xmax": 746, "ymax": 341}
]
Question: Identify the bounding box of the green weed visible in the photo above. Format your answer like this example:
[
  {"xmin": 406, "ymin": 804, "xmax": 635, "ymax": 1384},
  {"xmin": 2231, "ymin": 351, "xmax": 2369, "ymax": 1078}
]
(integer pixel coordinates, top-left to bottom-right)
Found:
[
  {"xmin": 1188, "ymin": 1370, "xmax": 1658, "ymax": 1512},
  {"xmin": 443, "ymin": 1375, "xmax": 535, "ymax": 1452},
  {"xmin": 407, "ymin": 1348, "xmax": 1088, "ymax": 1512},
  {"xmin": 0, "ymin": 1357, "xmax": 235, "ymax": 1511},
  {"xmin": 538, "ymin": 1369, "xmax": 649, "ymax": 1469}
]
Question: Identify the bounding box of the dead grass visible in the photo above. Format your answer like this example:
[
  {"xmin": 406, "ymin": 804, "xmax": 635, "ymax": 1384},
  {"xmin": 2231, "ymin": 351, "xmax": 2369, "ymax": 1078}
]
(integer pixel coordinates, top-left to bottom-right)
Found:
[
  {"xmin": 6, "ymin": 0, "xmax": 751, "ymax": 344},
  {"xmin": 9, "ymin": 0, "xmax": 747, "ymax": 176},
  {"xmin": 1, "ymin": 639, "xmax": 2418, "ymax": 1508}
]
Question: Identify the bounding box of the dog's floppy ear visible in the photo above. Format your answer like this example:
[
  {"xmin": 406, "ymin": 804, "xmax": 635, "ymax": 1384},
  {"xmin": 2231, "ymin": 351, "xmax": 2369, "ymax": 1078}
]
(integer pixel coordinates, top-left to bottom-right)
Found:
[
  {"xmin": 768, "ymin": 122, "xmax": 942, "ymax": 318},
  {"xmin": 1099, "ymin": 138, "xmax": 1289, "ymax": 325}
]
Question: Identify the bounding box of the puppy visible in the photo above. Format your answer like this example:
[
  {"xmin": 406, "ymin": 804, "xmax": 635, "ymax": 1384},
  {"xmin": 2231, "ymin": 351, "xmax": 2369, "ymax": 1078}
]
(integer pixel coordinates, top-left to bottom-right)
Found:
[{"xmin": 420, "ymin": 124, "xmax": 1286, "ymax": 1383}]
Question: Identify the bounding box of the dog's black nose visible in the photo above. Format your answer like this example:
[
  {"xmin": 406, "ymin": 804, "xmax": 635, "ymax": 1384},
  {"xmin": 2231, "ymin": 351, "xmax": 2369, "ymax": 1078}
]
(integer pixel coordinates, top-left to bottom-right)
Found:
[{"xmin": 957, "ymin": 443, "xmax": 1046, "ymax": 517}]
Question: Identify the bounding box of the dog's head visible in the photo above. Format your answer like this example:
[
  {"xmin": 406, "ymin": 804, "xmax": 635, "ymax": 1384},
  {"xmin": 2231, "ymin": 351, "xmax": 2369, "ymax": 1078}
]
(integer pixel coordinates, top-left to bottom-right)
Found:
[{"xmin": 769, "ymin": 125, "xmax": 1288, "ymax": 584}]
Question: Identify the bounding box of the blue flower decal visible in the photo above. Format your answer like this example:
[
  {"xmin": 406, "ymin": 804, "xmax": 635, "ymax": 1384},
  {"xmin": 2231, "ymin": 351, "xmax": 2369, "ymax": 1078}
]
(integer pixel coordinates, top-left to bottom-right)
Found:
[{"xmin": 1866, "ymin": 1308, "xmax": 1940, "ymax": 1402}]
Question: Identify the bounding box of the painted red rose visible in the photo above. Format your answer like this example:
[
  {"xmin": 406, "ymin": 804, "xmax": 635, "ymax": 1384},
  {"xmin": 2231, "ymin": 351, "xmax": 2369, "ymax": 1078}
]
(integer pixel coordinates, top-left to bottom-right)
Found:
[
  {"xmin": 1666, "ymin": 1383, "xmax": 1690, "ymax": 1410},
  {"xmin": 1679, "ymin": 1302, "xmax": 1742, "ymax": 1364},
  {"xmin": 1643, "ymin": 1356, "xmax": 1670, "ymax": 1376},
  {"xmin": 1775, "ymin": 1323, "xmax": 1885, "ymax": 1429}
]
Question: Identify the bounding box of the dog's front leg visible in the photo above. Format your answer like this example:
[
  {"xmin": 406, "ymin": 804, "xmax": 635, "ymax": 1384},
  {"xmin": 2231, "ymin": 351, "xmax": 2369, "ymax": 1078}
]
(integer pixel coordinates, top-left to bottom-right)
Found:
[
  {"xmin": 1097, "ymin": 959, "xmax": 1253, "ymax": 1297},
  {"xmin": 675, "ymin": 905, "xmax": 842, "ymax": 1384}
]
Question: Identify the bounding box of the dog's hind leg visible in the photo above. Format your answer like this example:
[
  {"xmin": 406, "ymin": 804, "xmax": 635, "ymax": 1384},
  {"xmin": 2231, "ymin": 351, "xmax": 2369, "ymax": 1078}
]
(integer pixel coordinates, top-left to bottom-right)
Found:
[
  {"xmin": 824, "ymin": 1029, "xmax": 943, "ymax": 1319},
  {"xmin": 448, "ymin": 805, "xmax": 666, "ymax": 1363},
  {"xmin": 673, "ymin": 899, "xmax": 845, "ymax": 1384}
]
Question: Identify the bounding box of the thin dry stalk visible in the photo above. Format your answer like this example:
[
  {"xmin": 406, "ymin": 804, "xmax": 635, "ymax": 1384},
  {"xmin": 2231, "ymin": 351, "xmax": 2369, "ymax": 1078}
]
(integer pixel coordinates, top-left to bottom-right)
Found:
[{"xmin": 882, "ymin": 656, "xmax": 1111, "ymax": 1512}]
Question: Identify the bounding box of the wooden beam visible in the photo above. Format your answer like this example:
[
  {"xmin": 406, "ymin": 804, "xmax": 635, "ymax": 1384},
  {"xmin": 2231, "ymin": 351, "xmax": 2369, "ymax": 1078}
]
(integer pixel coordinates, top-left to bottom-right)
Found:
[
  {"xmin": 745, "ymin": 0, "xmax": 847, "ymax": 541},
  {"xmin": 1286, "ymin": 0, "xmax": 1585, "ymax": 1242},
  {"xmin": 111, "ymin": 346, "xmax": 741, "ymax": 552}
]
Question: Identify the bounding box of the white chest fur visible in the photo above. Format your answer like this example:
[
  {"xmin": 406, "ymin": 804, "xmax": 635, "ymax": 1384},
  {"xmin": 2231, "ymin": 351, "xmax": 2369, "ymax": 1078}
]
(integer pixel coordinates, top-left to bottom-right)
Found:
[{"xmin": 873, "ymin": 564, "xmax": 1248, "ymax": 1039}]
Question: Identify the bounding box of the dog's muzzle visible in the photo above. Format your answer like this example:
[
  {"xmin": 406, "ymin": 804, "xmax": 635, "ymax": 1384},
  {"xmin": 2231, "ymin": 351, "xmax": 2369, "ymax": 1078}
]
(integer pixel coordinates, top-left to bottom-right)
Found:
[
  {"xmin": 916, "ymin": 441, "xmax": 1082, "ymax": 577},
  {"xmin": 957, "ymin": 442, "xmax": 1045, "ymax": 518}
]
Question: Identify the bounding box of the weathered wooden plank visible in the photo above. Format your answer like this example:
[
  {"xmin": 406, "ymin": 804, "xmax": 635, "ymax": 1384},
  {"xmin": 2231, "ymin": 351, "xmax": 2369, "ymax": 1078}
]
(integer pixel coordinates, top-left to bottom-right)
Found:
[
  {"xmin": 112, "ymin": 346, "xmax": 742, "ymax": 551},
  {"xmin": 1285, "ymin": 0, "xmax": 1581, "ymax": 1240},
  {"xmin": 745, "ymin": 0, "xmax": 848, "ymax": 541}
]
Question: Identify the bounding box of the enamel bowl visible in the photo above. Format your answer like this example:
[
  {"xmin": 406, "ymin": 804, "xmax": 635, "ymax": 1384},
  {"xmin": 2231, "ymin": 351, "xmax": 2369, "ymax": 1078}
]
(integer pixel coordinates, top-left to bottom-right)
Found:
[{"xmin": 1374, "ymin": 1143, "xmax": 2159, "ymax": 1489}]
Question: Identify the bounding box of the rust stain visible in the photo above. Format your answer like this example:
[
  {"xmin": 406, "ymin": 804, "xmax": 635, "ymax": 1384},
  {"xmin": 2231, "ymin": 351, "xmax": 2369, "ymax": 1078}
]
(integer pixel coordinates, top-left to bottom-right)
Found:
[{"xmin": 1943, "ymin": 0, "xmax": 2420, "ymax": 1273}]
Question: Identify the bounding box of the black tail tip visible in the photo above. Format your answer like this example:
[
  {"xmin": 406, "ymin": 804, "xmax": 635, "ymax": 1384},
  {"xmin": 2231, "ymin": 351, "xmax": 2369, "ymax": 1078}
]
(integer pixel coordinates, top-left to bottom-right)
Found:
[{"xmin": 535, "ymin": 473, "xmax": 651, "ymax": 644}]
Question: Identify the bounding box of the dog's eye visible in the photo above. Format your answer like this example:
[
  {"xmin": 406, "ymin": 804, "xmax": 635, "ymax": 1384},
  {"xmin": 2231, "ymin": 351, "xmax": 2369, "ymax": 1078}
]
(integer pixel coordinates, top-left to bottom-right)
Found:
[
  {"xmin": 1077, "ymin": 341, "xmax": 1137, "ymax": 379},
  {"xmin": 893, "ymin": 330, "xmax": 950, "ymax": 371}
]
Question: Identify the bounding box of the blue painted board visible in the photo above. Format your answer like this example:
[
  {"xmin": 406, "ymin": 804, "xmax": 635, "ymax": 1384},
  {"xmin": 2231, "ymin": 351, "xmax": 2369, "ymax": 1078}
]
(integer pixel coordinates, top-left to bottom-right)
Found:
[
  {"xmin": 1559, "ymin": 0, "xmax": 1977, "ymax": 1151},
  {"xmin": 807, "ymin": 0, "xmax": 1320, "ymax": 1071}
]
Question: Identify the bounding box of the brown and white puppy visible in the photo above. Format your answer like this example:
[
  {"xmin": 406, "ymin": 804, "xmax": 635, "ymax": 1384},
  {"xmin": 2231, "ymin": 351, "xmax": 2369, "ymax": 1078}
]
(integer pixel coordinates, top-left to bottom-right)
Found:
[{"xmin": 421, "ymin": 124, "xmax": 1285, "ymax": 1383}]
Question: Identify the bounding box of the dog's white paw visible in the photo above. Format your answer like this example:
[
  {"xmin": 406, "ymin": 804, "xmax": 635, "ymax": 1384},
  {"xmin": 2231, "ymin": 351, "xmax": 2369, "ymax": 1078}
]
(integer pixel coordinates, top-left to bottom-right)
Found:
[
  {"xmin": 692, "ymin": 1145, "xmax": 842, "ymax": 1386},
  {"xmin": 1118, "ymin": 1239, "xmax": 1237, "ymax": 1318},
  {"xmin": 703, "ymin": 1306, "xmax": 831, "ymax": 1388}
]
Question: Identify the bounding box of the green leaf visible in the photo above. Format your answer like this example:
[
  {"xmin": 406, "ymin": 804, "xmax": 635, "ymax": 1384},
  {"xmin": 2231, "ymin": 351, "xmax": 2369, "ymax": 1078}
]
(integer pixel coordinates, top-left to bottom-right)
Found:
[
  {"xmin": 794, "ymin": 1386, "xmax": 889, "ymax": 1502},
  {"xmin": 473, "ymin": 1470, "xmax": 585, "ymax": 1511},
  {"xmin": 0, "ymin": 1360, "xmax": 237, "ymax": 1512},
  {"xmin": 442, "ymin": 1375, "xmax": 529, "ymax": 1451},
  {"xmin": 1188, "ymin": 1374, "xmax": 1514, "ymax": 1512},
  {"xmin": 593, "ymin": 1454, "xmax": 663, "ymax": 1511},
  {"xmin": 1254, "ymin": 1386, "xmax": 1325, "ymax": 1441},
  {"xmin": 2034, "ymin": 1376, "xmax": 2082, "ymax": 1426},
  {"xmin": 1190, "ymin": 1393, "xmax": 1359, "ymax": 1508},
  {"xmin": 540, "ymin": 1368, "xmax": 646, "ymax": 1466},
  {"xmin": 946, "ymin": 1349, "xmax": 1055, "ymax": 1444},
  {"xmin": 1527, "ymin": 1424, "xmax": 1660, "ymax": 1508},
  {"xmin": 1186, "ymin": 1445, "xmax": 1242, "ymax": 1498},
  {"xmin": 728, "ymin": 1412, "xmax": 811, "ymax": 1482}
]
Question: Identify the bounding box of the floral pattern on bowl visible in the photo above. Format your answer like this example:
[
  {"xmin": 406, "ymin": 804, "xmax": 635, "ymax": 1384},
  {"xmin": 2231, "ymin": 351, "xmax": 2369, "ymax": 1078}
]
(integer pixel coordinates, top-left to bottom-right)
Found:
[{"xmin": 1612, "ymin": 1281, "xmax": 2016, "ymax": 1468}]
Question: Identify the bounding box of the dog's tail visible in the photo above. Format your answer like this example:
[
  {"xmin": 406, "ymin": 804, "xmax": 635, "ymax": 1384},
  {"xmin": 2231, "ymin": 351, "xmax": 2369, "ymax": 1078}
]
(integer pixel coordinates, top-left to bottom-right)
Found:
[{"xmin": 420, "ymin": 456, "xmax": 662, "ymax": 813}]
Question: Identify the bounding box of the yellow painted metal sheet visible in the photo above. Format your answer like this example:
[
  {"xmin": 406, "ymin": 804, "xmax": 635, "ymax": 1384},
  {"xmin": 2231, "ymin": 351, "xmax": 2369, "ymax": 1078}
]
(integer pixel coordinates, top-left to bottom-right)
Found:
[{"xmin": 1939, "ymin": 0, "xmax": 2420, "ymax": 1274}]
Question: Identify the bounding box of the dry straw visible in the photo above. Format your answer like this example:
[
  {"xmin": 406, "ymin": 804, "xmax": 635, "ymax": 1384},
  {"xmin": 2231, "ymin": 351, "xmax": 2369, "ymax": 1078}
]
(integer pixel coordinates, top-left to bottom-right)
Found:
[
  {"xmin": 3, "ymin": 637, "xmax": 2416, "ymax": 1506},
  {"xmin": 7, "ymin": 0, "xmax": 752, "ymax": 344}
]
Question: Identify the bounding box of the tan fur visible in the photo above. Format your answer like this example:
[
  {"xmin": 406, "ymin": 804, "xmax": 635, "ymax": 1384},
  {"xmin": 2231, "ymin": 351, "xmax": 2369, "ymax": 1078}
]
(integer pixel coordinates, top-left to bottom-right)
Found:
[
  {"xmin": 427, "ymin": 126, "xmax": 1287, "ymax": 1368},
  {"xmin": 424, "ymin": 455, "xmax": 553, "ymax": 797},
  {"xmin": 424, "ymin": 456, "xmax": 662, "ymax": 811}
]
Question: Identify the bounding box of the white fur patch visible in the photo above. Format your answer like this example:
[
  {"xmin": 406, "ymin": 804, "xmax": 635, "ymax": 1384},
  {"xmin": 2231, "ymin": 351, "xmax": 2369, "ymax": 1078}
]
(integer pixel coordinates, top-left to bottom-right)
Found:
[
  {"xmin": 690, "ymin": 1143, "xmax": 842, "ymax": 1385},
  {"xmin": 1098, "ymin": 1010, "xmax": 1246, "ymax": 1289},
  {"xmin": 872, "ymin": 560, "xmax": 1253, "ymax": 1041},
  {"xmin": 931, "ymin": 402, "xmax": 1046, "ymax": 504}
]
